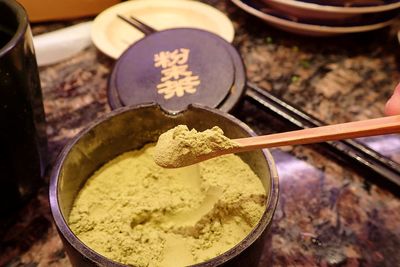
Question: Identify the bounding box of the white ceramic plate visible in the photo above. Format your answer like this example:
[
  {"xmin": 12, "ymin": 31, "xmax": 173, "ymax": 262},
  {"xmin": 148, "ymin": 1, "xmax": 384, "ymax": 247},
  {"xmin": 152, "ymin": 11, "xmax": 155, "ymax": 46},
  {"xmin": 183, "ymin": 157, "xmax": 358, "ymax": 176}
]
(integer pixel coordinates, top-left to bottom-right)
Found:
[
  {"xmin": 92, "ymin": 0, "xmax": 235, "ymax": 59},
  {"xmin": 231, "ymin": 0, "xmax": 398, "ymax": 36}
]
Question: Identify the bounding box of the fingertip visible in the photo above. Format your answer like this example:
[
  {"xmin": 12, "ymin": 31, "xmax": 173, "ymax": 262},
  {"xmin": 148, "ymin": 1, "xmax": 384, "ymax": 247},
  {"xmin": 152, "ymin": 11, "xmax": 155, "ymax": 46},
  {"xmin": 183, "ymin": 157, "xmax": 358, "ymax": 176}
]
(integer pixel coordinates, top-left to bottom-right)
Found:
[
  {"xmin": 385, "ymin": 82, "xmax": 400, "ymax": 116},
  {"xmin": 385, "ymin": 99, "xmax": 395, "ymax": 116},
  {"xmin": 385, "ymin": 94, "xmax": 400, "ymax": 116}
]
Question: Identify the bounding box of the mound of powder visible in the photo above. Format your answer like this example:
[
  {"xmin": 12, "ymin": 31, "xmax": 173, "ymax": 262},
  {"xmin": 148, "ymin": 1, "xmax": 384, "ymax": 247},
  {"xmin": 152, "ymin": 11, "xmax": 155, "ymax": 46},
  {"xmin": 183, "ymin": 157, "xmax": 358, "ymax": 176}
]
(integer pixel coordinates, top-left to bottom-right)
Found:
[
  {"xmin": 154, "ymin": 125, "xmax": 239, "ymax": 168},
  {"xmin": 69, "ymin": 144, "xmax": 266, "ymax": 267}
]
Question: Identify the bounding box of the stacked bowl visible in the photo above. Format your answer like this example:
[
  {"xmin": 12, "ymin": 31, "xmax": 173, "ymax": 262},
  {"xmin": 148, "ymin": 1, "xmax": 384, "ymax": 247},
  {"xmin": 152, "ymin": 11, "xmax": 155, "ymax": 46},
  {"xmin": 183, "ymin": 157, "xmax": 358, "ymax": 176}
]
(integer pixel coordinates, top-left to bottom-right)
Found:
[{"xmin": 231, "ymin": 0, "xmax": 400, "ymax": 36}]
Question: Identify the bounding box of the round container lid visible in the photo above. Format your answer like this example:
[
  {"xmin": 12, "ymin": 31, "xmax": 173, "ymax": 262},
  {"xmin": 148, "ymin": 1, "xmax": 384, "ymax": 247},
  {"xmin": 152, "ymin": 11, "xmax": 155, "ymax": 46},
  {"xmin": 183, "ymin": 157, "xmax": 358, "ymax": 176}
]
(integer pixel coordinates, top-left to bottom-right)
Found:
[
  {"xmin": 109, "ymin": 28, "xmax": 236, "ymax": 113},
  {"xmin": 218, "ymin": 38, "xmax": 246, "ymax": 113}
]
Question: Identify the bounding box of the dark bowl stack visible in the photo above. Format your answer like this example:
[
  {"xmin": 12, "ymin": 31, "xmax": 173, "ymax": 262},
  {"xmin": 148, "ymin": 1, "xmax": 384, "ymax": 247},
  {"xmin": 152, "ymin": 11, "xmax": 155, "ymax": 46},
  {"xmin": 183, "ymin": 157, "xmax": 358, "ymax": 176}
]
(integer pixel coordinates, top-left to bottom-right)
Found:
[{"xmin": 231, "ymin": 0, "xmax": 400, "ymax": 36}]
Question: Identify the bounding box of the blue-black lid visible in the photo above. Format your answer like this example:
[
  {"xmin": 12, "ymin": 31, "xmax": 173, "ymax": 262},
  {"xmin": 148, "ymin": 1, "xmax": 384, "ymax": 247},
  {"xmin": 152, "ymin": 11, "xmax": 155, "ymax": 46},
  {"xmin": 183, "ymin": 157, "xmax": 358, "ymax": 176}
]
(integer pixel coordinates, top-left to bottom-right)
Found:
[{"xmin": 108, "ymin": 28, "xmax": 246, "ymax": 113}]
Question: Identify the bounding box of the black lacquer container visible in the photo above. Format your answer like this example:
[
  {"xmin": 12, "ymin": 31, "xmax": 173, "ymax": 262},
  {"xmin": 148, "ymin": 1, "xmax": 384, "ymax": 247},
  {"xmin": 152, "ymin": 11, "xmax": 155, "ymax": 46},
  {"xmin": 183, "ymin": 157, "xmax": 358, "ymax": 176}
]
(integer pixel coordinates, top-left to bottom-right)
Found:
[
  {"xmin": 0, "ymin": 0, "xmax": 47, "ymax": 219},
  {"xmin": 50, "ymin": 104, "xmax": 279, "ymax": 267}
]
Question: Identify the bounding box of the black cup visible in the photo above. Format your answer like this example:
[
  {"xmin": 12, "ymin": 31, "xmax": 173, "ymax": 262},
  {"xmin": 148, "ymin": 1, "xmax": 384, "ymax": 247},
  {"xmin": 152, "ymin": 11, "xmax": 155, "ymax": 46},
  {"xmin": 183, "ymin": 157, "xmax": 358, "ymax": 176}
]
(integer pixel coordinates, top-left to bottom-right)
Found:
[{"xmin": 0, "ymin": 0, "xmax": 47, "ymax": 218}]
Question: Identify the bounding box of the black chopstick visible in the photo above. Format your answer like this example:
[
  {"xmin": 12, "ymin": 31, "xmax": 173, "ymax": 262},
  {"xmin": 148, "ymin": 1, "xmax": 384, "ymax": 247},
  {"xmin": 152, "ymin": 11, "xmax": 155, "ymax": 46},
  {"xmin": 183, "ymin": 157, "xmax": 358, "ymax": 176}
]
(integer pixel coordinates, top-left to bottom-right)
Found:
[
  {"xmin": 117, "ymin": 14, "xmax": 156, "ymax": 35},
  {"xmin": 245, "ymin": 82, "xmax": 400, "ymax": 189}
]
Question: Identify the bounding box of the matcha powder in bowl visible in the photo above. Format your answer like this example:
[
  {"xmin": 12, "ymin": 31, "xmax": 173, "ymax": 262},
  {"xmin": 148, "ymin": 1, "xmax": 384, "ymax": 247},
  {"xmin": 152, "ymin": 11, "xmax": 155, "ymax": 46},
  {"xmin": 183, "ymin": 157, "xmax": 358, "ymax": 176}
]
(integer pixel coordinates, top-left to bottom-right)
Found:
[{"xmin": 68, "ymin": 143, "xmax": 266, "ymax": 267}]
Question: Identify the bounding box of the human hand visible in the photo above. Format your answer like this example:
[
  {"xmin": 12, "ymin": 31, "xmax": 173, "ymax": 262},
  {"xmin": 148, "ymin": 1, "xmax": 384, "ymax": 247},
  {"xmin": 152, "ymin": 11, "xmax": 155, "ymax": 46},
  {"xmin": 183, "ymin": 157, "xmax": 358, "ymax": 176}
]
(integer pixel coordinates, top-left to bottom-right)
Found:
[{"xmin": 385, "ymin": 83, "xmax": 400, "ymax": 116}]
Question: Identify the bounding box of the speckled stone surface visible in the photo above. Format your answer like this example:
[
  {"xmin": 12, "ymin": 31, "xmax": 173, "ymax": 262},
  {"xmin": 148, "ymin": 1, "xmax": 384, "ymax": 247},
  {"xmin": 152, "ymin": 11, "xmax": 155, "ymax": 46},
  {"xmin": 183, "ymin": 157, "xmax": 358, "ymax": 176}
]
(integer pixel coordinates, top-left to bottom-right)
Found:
[{"xmin": 1, "ymin": 1, "xmax": 400, "ymax": 266}]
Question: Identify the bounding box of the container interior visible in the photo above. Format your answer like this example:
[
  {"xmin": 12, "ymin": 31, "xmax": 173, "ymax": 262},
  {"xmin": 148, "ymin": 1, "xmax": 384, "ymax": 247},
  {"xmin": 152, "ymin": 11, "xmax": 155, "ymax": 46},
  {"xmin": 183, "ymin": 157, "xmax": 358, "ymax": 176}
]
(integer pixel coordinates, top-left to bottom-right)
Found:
[
  {"xmin": 0, "ymin": 2, "xmax": 19, "ymax": 50},
  {"xmin": 56, "ymin": 105, "xmax": 272, "ymax": 227}
]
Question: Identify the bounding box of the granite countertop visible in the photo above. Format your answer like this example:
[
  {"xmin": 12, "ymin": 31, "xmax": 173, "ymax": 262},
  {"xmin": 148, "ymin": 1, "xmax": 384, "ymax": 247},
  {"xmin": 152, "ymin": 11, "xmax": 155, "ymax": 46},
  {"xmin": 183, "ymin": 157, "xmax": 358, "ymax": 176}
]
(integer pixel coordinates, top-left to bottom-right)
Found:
[{"xmin": 1, "ymin": 0, "xmax": 400, "ymax": 266}]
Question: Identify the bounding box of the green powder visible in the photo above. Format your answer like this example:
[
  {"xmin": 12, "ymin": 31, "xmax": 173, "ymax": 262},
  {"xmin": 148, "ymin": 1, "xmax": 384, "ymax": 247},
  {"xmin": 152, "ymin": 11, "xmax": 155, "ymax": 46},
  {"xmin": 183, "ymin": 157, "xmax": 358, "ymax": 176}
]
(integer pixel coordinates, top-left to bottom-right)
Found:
[
  {"xmin": 154, "ymin": 125, "xmax": 239, "ymax": 168},
  {"xmin": 69, "ymin": 144, "xmax": 266, "ymax": 267}
]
